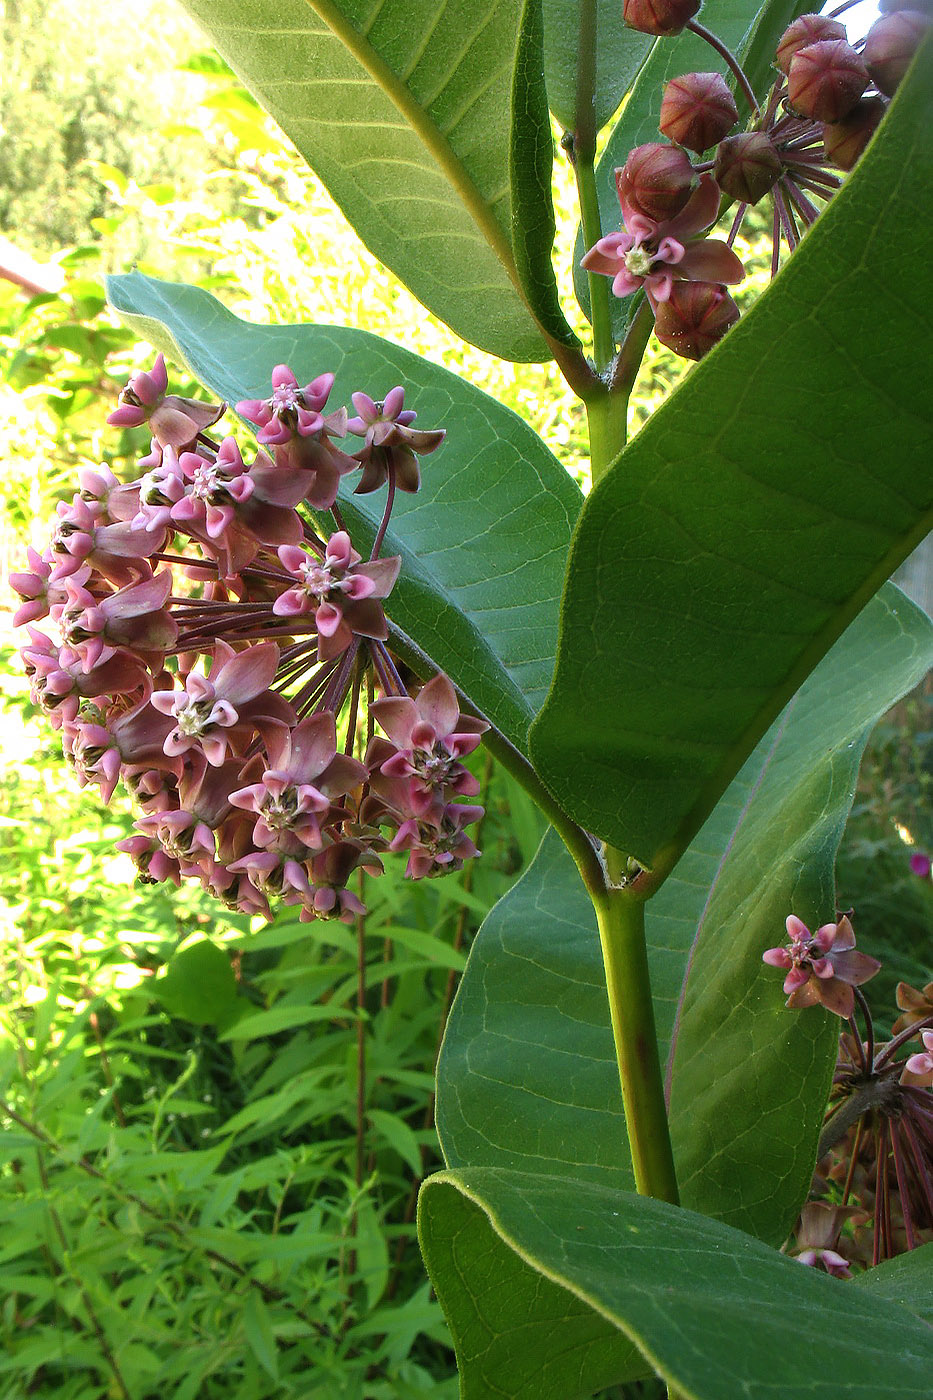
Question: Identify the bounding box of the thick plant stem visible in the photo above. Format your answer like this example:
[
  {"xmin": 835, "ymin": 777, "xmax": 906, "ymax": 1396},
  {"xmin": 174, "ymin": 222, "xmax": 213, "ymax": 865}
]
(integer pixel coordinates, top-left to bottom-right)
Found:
[
  {"xmin": 593, "ymin": 884, "xmax": 680, "ymax": 1204},
  {"xmin": 587, "ymin": 387, "xmax": 629, "ymax": 485}
]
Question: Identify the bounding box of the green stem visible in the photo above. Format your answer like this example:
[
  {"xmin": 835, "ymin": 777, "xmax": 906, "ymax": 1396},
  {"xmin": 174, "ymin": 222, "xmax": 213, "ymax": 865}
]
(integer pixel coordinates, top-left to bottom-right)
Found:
[
  {"xmin": 481, "ymin": 725, "xmax": 606, "ymax": 898},
  {"xmin": 592, "ymin": 880, "xmax": 679, "ymax": 1204},
  {"xmin": 587, "ymin": 301, "xmax": 655, "ymax": 485},
  {"xmin": 576, "ymin": 158, "xmax": 615, "ymax": 373},
  {"xmin": 586, "ymin": 388, "xmax": 629, "ymax": 485},
  {"xmin": 573, "ymin": 0, "xmax": 615, "ymax": 373}
]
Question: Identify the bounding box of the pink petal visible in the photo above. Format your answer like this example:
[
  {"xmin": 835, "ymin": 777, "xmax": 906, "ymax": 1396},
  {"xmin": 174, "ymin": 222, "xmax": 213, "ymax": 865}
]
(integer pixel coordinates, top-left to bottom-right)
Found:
[
  {"xmin": 676, "ymin": 239, "xmax": 746, "ymax": 285},
  {"xmin": 664, "ymin": 173, "xmax": 721, "ymax": 239},
  {"xmin": 416, "ymin": 674, "xmax": 461, "ymax": 736},
  {"xmin": 383, "ymin": 386, "xmax": 406, "ymax": 419},
  {"xmin": 213, "ymin": 641, "xmax": 280, "ymax": 705}
]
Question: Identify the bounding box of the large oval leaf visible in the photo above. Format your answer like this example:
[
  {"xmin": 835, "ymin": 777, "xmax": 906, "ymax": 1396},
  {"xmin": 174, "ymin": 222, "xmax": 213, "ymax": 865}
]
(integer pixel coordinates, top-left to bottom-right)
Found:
[
  {"xmin": 533, "ymin": 44, "xmax": 933, "ymax": 866},
  {"xmin": 439, "ymin": 586, "xmax": 933, "ymax": 1242},
  {"xmin": 176, "ymin": 0, "xmax": 570, "ymax": 361},
  {"xmin": 419, "ymin": 1169, "xmax": 933, "ymax": 1400},
  {"xmin": 106, "ymin": 272, "xmax": 582, "ymax": 751}
]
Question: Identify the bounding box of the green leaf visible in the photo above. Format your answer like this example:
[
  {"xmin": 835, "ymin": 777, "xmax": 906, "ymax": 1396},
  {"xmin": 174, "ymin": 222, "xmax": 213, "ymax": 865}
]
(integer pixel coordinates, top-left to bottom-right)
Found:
[
  {"xmin": 152, "ymin": 935, "xmax": 241, "ymax": 1027},
  {"xmin": 175, "ymin": 0, "xmax": 560, "ymax": 361},
  {"xmin": 368, "ymin": 1108, "xmax": 424, "ymax": 1177},
  {"xmin": 855, "ymin": 1243, "xmax": 933, "ymax": 1326},
  {"xmin": 106, "ymin": 271, "xmax": 582, "ymax": 752},
  {"xmin": 220, "ymin": 1003, "xmax": 346, "ymax": 1041},
  {"xmin": 355, "ymin": 1191, "xmax": 390, "ymax": 1310},
  {"xmin": 510, "ymin": 0, "xmax": 580, "ymax": 346},
  {"xmin": 243, "ymin": 1292, "xmax": 279, "ymax": 1380},
  {"xmin": 572, "ymin": 0, "xmax": 815, "ymax": 332},
  {"xmin": 440, "ymin": 587, "xmax": 933, "ymax": 1241},
  {"xmin": 541, "ymin": 1, "xmax": 653, "ymax": 134},
  {"xmin": 419, "ymin": 1169, "xmax": 933, "ymax": 1400},
  {"xmin": 533, "ymin": 47, "xmax": 933, "ymax": 866}
]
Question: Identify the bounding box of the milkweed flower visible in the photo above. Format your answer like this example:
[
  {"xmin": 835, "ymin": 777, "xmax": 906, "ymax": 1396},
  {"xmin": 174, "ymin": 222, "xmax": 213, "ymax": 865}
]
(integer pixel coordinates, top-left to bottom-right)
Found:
[
  {"xmin": 581, "ymin": 174, "xmax": 744, "ymax": 303},
  {"xmin": 108, "ymin": 353, "xmax": 225, "ymax": 450},
  {"xmin": 903, "ymin": 1031, "xmax": 933, "ymax": 1085},
  {"xmin": 347, "ymin": 387, "xmax": 446, "ymax": 495},
  {"xmin": 763, "ymin": 914, "xmax": 880, "ymax": 1017}
]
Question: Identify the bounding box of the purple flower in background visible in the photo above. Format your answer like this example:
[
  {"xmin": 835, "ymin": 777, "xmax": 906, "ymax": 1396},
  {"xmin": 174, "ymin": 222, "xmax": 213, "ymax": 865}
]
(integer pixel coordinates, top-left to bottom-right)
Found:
[
  {"xmin": 909, "ymin": 851, "xmax": 931, "ymax": 880},
  {"xmin": 763, "ymin": 914, "xmax": 880, "ymax": 1017}
]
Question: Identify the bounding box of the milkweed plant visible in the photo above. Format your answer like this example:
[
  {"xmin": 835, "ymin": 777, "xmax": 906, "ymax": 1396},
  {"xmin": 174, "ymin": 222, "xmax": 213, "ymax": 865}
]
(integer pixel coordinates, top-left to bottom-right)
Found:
[{"xmin": 12, "ymin": 2, "xmax": 933, "ymax": 1396}]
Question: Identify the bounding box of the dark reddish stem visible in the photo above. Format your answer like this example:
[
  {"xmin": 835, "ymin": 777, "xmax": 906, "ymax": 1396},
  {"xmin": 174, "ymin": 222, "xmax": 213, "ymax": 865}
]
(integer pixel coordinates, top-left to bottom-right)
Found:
[
  {"xmin": 840, "ymin": 1115, "xmax": 864, "ymax": 1206},
  {"xmin": 874, "ymin": 1012, "xmax": 933, "ymax": 1070},
  {"xmin": 853, "ymin": 985, "xmax": 875, "ymax": 1071},
  {"xmin": 901, "ymin": 1113, "xmax": 933, "ymax": 1225},
  {"xmin": 370, "ymin": 464, "xmax": 397, "ymax": 561},
  {"xmin": 872, "ymin": 1127, "xmax": 885, "ymax": 1264},
  {"xmin": 890, "ymin": 1124, "xmax": 918, "ymax": 1250}
]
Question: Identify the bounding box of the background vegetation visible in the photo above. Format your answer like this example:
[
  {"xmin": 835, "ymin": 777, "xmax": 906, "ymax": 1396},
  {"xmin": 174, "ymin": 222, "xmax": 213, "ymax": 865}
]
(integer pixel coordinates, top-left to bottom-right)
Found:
[{"xmin": 0, "ymin": 2, "xmax": 928, "ymax": 1395}]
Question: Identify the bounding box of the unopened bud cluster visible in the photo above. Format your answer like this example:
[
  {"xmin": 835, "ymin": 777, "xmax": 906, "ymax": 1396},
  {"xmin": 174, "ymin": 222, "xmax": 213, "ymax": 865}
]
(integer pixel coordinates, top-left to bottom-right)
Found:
[
  {"xmin": 13, "ymin": 356, "xmax": 488, "ymax": 922},
  {"xmin": 585, "ymin": 5, "xmax": 928, "ymax": 360}
]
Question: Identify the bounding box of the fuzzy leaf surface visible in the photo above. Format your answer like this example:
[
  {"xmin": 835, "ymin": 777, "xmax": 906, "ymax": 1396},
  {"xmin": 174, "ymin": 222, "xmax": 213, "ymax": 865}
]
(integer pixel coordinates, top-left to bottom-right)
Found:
[
  {"xmin": 856, "ymin": 1244, "xmax": 933, "ymax": 1326},
  {"xmin": 106, "ymin": 272, "xmax": 582, "ymax": 751},
  {"xmin": 439, "ymin": 587, "xmax": 933, "ymax": 1242},
  {"xmin": 535, "ymin": 45, "xmax": 933, "ymax": 865},
  {"xmin": 176, "ymin": 0, "xmax": 562, "ymax": 361},
  {"xmin": 419, "ymin": 1169, "xmax": 933, "ymax": 1400}
]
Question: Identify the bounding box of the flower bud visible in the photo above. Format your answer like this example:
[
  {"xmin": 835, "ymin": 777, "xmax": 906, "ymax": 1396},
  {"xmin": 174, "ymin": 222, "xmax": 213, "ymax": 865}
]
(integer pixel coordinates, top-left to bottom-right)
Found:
[
  {"xmin": 713, "ymin": 132, "xmax": 782, "ymax": 205},
  {"xmin": 622, "ymin": 0, "xmax": 700, "ymax": 37},
  {"xmin": 821, "ymin": 96, "xmax": 886, "ymax": 171},
  {"xmin": 863, "ymin": 10, "xmax": 931, "ymax": 96},
  {"xmin": 775, "ymin": 13, "xmax": 847, "ymax": 74},
  {"xmin": 652, "ymin": 281, "xmax": 740, "ymax": 360},
  {"xmin": 615, "ymin": 142, "xmax": 696, "ymax": 221},
  {"xmin": 659, "ymin": 72, "xmax": 738, "ymax": 153},
  {"xmin": 787, "ymin": 40, "xmax": 869, "ymax": 123}
]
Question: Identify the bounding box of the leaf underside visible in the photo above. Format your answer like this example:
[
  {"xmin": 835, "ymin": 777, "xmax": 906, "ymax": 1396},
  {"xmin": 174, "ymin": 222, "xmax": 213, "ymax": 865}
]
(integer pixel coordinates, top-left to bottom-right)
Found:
[
  {"xmin": 176, "ymin": 0, "xmax": 557, "ymax": 361},
  {"xmin": 420, "ymin": 1170, "xmax": 933, "ymax": 1400}
]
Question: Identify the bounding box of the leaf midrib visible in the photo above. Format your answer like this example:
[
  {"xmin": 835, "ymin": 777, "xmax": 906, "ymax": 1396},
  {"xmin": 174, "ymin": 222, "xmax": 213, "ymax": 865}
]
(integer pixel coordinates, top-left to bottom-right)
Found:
[{"xmin": 302, "ymin": 0, "xmax": 531, "ymax": 311}]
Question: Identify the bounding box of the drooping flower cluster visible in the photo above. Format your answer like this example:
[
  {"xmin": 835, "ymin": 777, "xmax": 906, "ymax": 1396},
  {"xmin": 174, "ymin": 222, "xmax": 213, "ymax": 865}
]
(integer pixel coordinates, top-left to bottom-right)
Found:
[
  {"xmin": 584, "ymin": 5, "xmax": 928, "ymax": 359},
  {"xmin": 800, "ymin": 979, "xmax": 933, "ymax": 1268},
  {"xmin": 13, "ymin": 357, "xmax": 489, "ymax": 923},
  {"xmin": 764, "ymin": 917, "xmax": 933, "ymax": 1268}
]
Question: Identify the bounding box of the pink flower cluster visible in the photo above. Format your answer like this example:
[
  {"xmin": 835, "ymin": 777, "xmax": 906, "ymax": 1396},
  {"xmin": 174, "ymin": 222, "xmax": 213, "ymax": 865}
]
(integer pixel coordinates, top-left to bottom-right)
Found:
[
  {"xmin": 14, "ymin": 358, "xmax": 487, "ymax": 922},
  {"xmin": 584, "ymin": 9, "xmax": 920, "ymax": 359}
]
